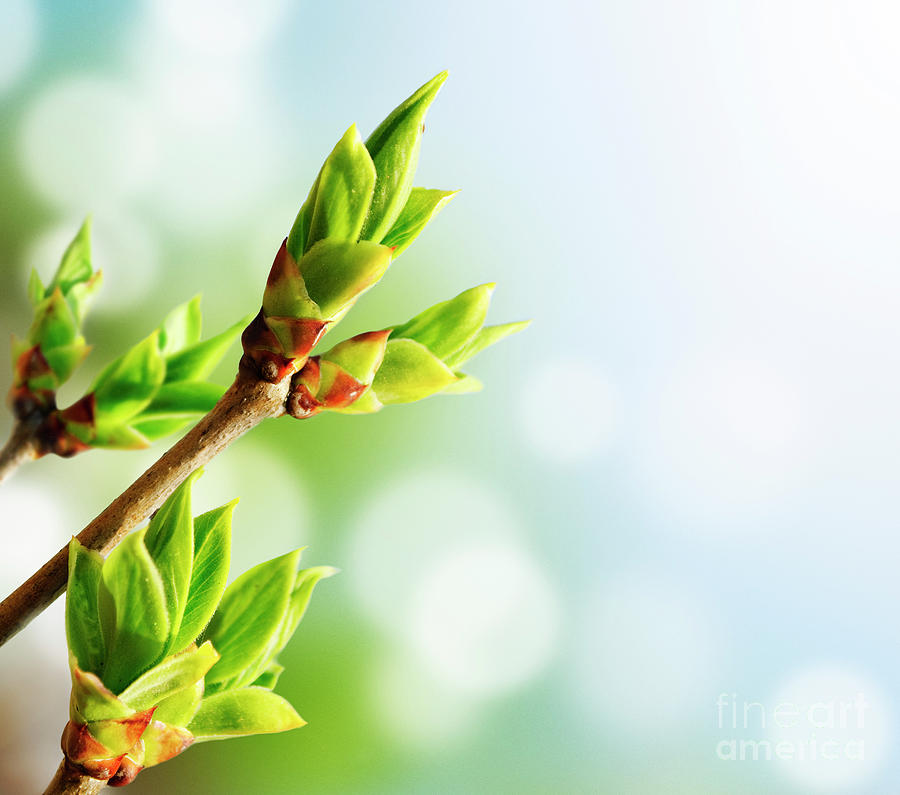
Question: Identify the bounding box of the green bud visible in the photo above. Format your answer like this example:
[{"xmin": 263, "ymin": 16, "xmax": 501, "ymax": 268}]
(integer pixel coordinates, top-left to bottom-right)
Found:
[
  {"xmin": 361, "ymin": 71, "xmax": 448, "ymax": 243},
  {"xmin": 288, "ymin": 124, "xmax": 376, "ymax": 258}
]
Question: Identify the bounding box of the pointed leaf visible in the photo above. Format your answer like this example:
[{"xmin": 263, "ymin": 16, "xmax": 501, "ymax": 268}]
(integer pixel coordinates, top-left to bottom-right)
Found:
[
  {"xmin": 392, "ymin": 284, "xmax": 494, "ymax": 361},
  {"xmin": 298, "ymin": 239, "xmax": 392, "ymax": 320},
  {"xmin": 306, "ymin": 124, "xmax": 376, "ymax": 249},
  {"xmin": 119, "ymin": 642, "xmax": 219, "ymax": 711},
  {"xmin": 90, "ymin": 422, "xmax": 151, "ymax": 450},
  {"xmin": 204, "ymin": 550, "xmax": 300, "ymax": 686},
  {"xmin": 51, "ymin": 218, "xmax": 93, "ymax": 295},
  {"xmin": 361, "ymin": 72, "xmax": 448, "ymax": 243},
  {"xmin": 372, "ymin": 338, "xmax": 458, "ymax": 404},
  {"xmin": 286, "ymin": 170, "xmax": 321, "ymax": 262},
  {"xmin": 92, "ymin": 332, "xmax": 166, "ymax": 423},
  {"xmin": 443, "ymin": 372, "xmax": 483, "ymax": 394},
  {"xmin": 66, "ymin": 539, "xmax": 105, "ymax": 675},
  {"xmin": 158, "ymin": 297, "xmax": 202, "ymax": 357},
  {"xmin": 164, "ymin": 314, "xmax": 250, "ymax": 383},
  {"xmin": 145, "ymin": 471, "xmax": 200, "ymax": 653},
  {"xmin": 188, "ymin": 688, "xmax": 305, "ymax": 741},
  {"xmin": 250, "ymin": 662, "xmax": 284, "ymax": 690},
  {"xmin": 234, "ymin": 565, "xmax": 336, "ymax": 688},
  {"xmin": 171, "ymin": 500, "xmax": 236, "ymax": 653},
  {"xmin": 43, "ymin": 341, "xmax": 90, "ymax": 384},
  {"xmin": 65, "ymin": 270, "xmax": 103, "ymax": 326},
  {"xmin": 444, "ymin": 320, "xmax": 531, "ymax": 369},
  {"xmin": 31, "ymin": 289, "xmax": 77, "ymax": 349},
  {"xmin": 135, "ymin": 381, "xmax": 225, "ymax": 421},
  {"xmin": 27, "ymin": 269, "xmax": 45, "ymax": 305},
  {"xmin": 131, "ymin": 417, "xmax": 193, "ymax": 442},
  {"xmin": 99, "ymin": 529, "xmax": 170, "ymax": 693},
  {"xmin": 153, "ymin": 679, "xmax": 204, "ymax": 728},
  {"xmin": 381, "ymin": 188, "xmax": 457, "ymax": 256}
]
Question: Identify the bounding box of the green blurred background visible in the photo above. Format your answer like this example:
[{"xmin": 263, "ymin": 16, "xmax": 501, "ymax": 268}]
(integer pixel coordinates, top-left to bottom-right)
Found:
[{"xmin": 2, "ymin": 1, "xmax": 900, "ymax": 793}]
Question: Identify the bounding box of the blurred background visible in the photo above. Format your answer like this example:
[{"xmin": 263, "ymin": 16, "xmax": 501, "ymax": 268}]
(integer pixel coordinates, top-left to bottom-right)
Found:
[{"xmin": 1, "ymin": 1, "xmax": 899, "ymax": 792}]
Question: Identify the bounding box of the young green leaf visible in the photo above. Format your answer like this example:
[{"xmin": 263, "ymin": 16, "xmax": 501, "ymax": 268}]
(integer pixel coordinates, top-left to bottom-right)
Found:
[
  {"xmin": 298, "ymin": 239, "xmax": 392, "ymax": 320},
  {"xmin": 442, "ymin": 373, "xmax": 483, "ymax": 394},
  {"xmin": 380, "ymin": 188, "xmax": 457, "ymax": 257},
  {"xmin": 152, "ymin": 679, "xmax": 204, "ymax": 728},
  {"xmin": 50, "ymin": 217, "xmax": 93, "ymax": 296},
  {"xmin": 305, "ymin": 124, "xmax": 377, "ymax": 250},
  {"xmin": 118, "ymin": 641, "xmax": 219, "ymax": 711},
  {"xmin": 250, "ymin": 662, "xmax": 285, "ymax": 690},
  {"xmin": 361, "ymin": 71, "xmax": 448, "ymax": 243},
  {"xmin": 286, "ymin": 171, "xmax": 321, "ymax": 262},
  {"xmin": 31, "ymin": 289, "xmax": 78, "ymax": 351},
  {"xmin": 43, "ymin": 342, "xmax": 91, "ymax": 385},
  {"xmin": 170, "ymin": 500, "xmax": 236, "ymax": 654},
  {"xmin": 135, "ymin": 381, "xmax": 226, "ymax": 422},
  {"xmin": 99, "ymin": 529, "xmax": 170, "ymax": 693},
  {"xmin": 92, "ymin": 332, "xmax": 166, "ymax": 423},
  {"xmin": 443, "ymin": 320, "xmax": 531, "ymax": 370},
  {"xmin": 233, "ymin": 565, "xmax": 336, "ymax": 688},
  {"xmin": 203, "ymin": 550, "xmax": 301, "ymax": 686},
  {"xmin": 145, "ymin": 471, "xmax": 201, "ymax": 654},
  {"xmin": 163, "ymin": 314, "xmax": 251, "ymax": 384},
  {"xmin": 188, "ymin": 687, "xmax": 305, "ymax": 741},
  {"xmin": 90, "ymin": 422, "xmax": 151, "ymax": 450},
  {"xmin": 158, "ymin": 296, "xmax": 202, "ymax": 357},
  {"xmin": 66, "ymin": 539, "xmax": 105, "ymax": 675},
  {"xmin": 372, "ymin": 338, "xmax": 458, "ymax": 404},
  {"xmin": 391, "ymin": 283, "xmax": 494, "ymax": 361}
]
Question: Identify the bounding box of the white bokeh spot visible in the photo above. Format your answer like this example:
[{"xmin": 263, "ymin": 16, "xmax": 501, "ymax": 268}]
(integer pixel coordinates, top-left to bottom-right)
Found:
[
  {"xmin": 348, "ymin": 471, "xmax": 521, "ymax": 632},
  {"xmin": 408, "ymin": 537, "xmax": 559, "ymax": 696},
  {"xmin": 519, "ymin": 358, "xmax": 617, "ymax": 464},
  {"xmin": 768, "ymin": 666, "xmax": 890, "ymax": 791},
  {"xmin": 0, "ymin": 0, "xmax": 37, "ymax": 94},
  {"xmin": 371, "ymin": 652, "xmax": 480, "ymax": 749},
  {"xmin": 151, "ymin": 0, "xmax": 290, "ymax": 57},
  {"xmin": 19, "ymin": 77, "xmax": 158, "ymax": 209}
]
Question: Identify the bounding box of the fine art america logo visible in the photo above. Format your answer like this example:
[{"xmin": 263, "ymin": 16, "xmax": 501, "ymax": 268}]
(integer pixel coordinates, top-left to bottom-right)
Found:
[{"xmin": 715, "ymin": 692, "xmax": 869, "ymax": 763}]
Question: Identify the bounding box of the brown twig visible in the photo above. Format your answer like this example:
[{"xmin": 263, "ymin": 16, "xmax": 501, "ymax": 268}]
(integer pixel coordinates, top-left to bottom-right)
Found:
[
  {"xmin": 0, "ymin": 368, "xmax": 291, "ymax": 647},
  {"xmin": 0, "ymin": 417, "xmax": 40, "ymax": 484},
  {"xmin": 43, "ymin": 760, "xmax": 104, "ymax": 795}
]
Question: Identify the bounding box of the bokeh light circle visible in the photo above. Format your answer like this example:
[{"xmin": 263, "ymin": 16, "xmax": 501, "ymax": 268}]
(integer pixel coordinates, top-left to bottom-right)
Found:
[
  {"xmin": 19, "ymin": 77, "xmax": 158, "ymax": 208},
  {"xmin": 768, "ymin": 666, "xmax": 890, "ymax": 790},
  {"xmin": 408, "ymin": 537, "xmax": 560, "ymax": 696},
  {"xmin": 152, "ymin": 0, "xmax": 290, "ymax": 57}
]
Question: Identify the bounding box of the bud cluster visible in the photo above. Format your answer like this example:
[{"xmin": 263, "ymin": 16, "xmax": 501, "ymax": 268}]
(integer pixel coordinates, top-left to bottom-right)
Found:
[{"xmin": 61, "ymin": 473, "xmax": 332, "ymax": 786}]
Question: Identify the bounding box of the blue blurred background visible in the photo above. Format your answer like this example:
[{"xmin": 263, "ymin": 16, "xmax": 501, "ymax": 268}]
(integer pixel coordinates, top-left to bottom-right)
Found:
[{"xmin": 1, "ymin": 1, "xmax": 899, "ymax": 792}]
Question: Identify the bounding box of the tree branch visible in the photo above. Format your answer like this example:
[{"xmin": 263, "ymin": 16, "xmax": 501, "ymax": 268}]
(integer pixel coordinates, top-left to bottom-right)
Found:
[
  {"xmin": 43, "ymin": 760, "xmax": 104, "ymax": 795},
  {"xmin": 0, "ymin": 369, "xmax": 290, "ymax": 647},
  {"xmin": 0, "ymin": 417, "xmax": 40, "ymax": 484}
]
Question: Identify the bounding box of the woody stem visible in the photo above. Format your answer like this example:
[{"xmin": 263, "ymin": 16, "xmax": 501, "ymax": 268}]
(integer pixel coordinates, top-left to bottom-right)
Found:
[
  {"xmin": 0, "ymin": 417, "xmax": 41, "ymax": 484},
  {"xmin": 0, "ymin": 368, "xmax": 291, "ymax": 647},
  {"xmin": 43, "ymin": 760, "xmax": 105, "ymax": 795}
]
